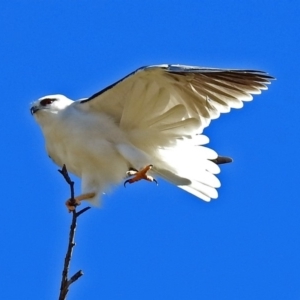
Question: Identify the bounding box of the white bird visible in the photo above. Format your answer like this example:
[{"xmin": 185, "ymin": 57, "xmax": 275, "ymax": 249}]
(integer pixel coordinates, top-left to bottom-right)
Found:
[{"xmin": 30, "ymin": 64, "xmax": 273, "ymax": 210}]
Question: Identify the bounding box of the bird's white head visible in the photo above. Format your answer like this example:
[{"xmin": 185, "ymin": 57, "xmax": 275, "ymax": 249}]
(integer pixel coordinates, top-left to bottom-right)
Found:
[{"xmin": 30, "ymin": 94, "xmax": 73, "ymax": 116}]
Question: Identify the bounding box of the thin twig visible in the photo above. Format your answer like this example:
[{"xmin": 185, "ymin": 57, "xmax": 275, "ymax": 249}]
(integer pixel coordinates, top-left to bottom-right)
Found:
[
  {"xmin": 58, "ymin": 165, "xmax": 91, "ymax": 300},
  {"xmin": 76, "ymin": 207, "xmax": 91, "ymax": 218},
  {"xmin": 58, "ymin": 165, "xmax": 75, "ymax": 203},
  {"xmin": 69, "ymin": 270, "xmax": 84, "ymax": 285}
]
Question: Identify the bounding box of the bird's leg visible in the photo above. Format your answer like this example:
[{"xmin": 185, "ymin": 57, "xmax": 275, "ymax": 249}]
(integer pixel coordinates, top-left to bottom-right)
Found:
[
  {"xmin": 65, "ymin": 192, "xmax": 95, "ymax": 212},
  {"xmin": 124, "ymin": 165, "xmax": 158, "ymax": 186}
]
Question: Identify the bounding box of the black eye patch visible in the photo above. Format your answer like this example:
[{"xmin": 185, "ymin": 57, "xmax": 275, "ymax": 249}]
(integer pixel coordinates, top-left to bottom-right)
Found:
[{"xmin": 40, "ymin": 98, "xmax": 56, "ymax": 106}]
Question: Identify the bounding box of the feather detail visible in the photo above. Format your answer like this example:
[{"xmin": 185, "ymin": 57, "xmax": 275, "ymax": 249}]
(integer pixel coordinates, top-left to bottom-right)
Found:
[{"xmin": 145, "ymin": 104, "xmax": 186, "ymax": 128}]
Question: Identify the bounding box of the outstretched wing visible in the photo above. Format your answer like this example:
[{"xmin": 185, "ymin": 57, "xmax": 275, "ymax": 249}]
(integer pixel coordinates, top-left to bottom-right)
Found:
[{"xmin": 80, "ymin": 64, "xmax": 274, "ymax": 132}]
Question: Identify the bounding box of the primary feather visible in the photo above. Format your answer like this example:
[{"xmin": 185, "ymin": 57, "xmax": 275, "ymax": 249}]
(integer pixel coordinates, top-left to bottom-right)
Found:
[{"xmin": 31, "ymin": 64, "xmax": 274, "ymax": 204}]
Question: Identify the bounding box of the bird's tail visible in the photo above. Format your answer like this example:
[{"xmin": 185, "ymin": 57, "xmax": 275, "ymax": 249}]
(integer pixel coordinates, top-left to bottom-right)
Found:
[{"xmin": 210, "ymin": 156, "xmax": 233, "ymax": 164}]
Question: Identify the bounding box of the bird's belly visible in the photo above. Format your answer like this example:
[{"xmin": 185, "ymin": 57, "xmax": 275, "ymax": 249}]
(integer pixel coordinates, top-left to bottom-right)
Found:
[{"xmin": 44, "ymin": 122, "xmax": 130, "ymax": 179}]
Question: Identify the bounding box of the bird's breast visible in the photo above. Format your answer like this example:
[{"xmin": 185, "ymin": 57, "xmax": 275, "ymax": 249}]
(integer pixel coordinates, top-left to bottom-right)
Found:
[{"xmin": 41, "ymin": 108, "xmax": 129, "ymax": 177}]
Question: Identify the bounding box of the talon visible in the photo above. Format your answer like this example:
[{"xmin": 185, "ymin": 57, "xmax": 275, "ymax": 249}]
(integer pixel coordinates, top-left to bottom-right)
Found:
[
  {"xmin": 65, "ymin": 198, "xmax": 81, "ymax": 212},
  {"xmin": 123, "ymin": 165, "xmax": 158, "ymax": 187},
  {"xmin": 65, "ymin": 192, "xmax": 96, "ymax": 212},
  {"xmin": 124, "ymin": 179, "xmax": 130, "ymax": 187}
]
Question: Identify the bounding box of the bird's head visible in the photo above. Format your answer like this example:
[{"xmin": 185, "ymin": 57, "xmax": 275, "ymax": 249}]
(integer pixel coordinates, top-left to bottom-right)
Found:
[{"xmin": 30, "ymin": 94, "xmax": 73, "ymax": 117}]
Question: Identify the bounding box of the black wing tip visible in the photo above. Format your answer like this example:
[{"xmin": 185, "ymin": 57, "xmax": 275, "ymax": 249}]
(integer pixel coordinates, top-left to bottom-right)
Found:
[
  {"xmin": 80, "ymin": 63, "xmax": 275, "ymax": 104},
  {"xmin": 211, "ymin": 156, "xmax": 233, "ymax": 165},
  {"xmin": 155, "ymin": 64, "xmax": 275, "ymax": 80}
]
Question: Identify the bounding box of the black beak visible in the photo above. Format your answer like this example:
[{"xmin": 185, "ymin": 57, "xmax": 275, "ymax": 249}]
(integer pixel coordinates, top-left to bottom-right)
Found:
[{"xmin": 30, "ymin": 106, "xmax": 39, "ymax": 115}]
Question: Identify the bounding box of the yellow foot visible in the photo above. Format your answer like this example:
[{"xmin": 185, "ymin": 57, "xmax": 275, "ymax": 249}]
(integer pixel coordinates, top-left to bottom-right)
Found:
[
  {"xmin": 124, "ymin": 165, "xmax": 158, "ymax": 187},
  {"xmin": 65, "ymin": 192, "xmax": 96, "ymax": 212}
]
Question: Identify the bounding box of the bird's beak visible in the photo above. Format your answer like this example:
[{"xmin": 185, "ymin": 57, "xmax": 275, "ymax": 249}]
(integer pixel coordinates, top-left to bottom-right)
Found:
[{"xmin": 30, "ymin": 106, "xmax": 39, "ymax": 115}]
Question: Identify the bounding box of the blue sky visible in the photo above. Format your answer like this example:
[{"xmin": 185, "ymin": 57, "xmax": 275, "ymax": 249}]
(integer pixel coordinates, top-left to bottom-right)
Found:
[{"xmin": 1, "ymin": 1, "xmax": 299, "ymax": 299}]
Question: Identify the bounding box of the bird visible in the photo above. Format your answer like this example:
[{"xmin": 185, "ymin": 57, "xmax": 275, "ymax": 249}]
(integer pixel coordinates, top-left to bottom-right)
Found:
[{"xmin": 30, "ymin": 64, "xmax": 274, "ymax": 211}]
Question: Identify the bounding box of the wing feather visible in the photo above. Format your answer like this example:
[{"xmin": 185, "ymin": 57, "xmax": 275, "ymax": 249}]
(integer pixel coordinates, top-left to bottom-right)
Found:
[
  {"xmin": 81, "ymin": 64, "xmax": 274, "ymax": 132},
  {"xmin": 145, "ymin": 104, "xmax": 186, "ymax": 127},
  {"xmin": 78, "ymin": 64, "xmax": 274, "ymax": 202}
]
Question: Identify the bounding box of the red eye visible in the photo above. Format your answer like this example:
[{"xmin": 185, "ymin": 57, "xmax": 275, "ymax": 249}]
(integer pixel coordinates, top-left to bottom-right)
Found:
[{"xmin": 40, "ymin": 99, "xmax": 54, "ymax": 106}]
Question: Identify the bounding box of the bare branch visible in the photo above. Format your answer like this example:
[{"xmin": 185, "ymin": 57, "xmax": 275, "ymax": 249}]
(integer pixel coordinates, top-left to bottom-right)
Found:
[
  {"xmin": 58, "ymin": 165, "xmax": 91, "ymax": 300},
  {"xmin": 69, "ymin": 270, "xmax": 84, "ymax": 285},
  {"xmin": 76, "ymin": 206, "xmax": 91, "ymax": 217},
  {"xmin": 58, "ymin": 164, "xmax": 75, "ymax": 203}
]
